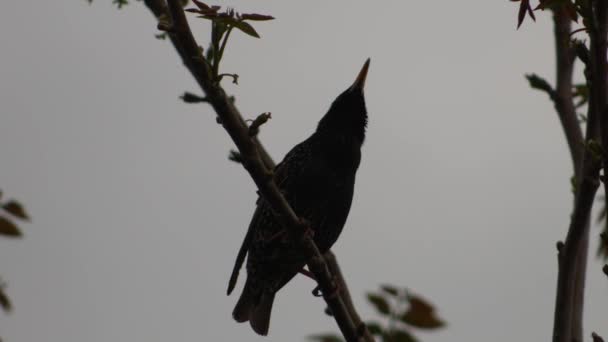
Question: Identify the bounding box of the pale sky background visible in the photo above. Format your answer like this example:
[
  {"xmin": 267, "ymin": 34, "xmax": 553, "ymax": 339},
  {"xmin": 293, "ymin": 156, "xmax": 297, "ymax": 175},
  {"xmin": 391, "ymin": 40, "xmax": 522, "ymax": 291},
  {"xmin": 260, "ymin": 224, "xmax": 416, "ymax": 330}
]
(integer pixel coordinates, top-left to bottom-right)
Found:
[{"xmin": 0, "ymin": 1, "xmax": 607, "ymax": 342}]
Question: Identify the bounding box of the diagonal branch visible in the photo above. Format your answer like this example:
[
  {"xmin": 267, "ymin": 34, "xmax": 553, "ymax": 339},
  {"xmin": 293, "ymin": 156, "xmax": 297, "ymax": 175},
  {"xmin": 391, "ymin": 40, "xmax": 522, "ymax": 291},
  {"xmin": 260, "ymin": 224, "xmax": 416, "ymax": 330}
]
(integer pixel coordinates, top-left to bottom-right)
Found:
[{"xmin": 143, "ymin": 0, "xmax": 372, "ymax": 340}]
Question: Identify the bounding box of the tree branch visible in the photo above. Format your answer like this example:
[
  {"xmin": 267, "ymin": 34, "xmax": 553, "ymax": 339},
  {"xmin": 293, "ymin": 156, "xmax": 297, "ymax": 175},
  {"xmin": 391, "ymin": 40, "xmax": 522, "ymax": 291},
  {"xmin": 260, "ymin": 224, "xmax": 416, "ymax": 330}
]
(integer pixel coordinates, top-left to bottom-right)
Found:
[
  {"xmin": 551, "ymin": 9, "xmax": 589, "ymax": 342},
  {"xmin": 591, "ymin": 0, "xmax": 608, "ymax": 196},
  {"xmin": 553, "ymin": 8, "xmax": 584, "ymax": 175},
  {"xmin": 552, "ymin": 3, "xmax": 607, "ymax": 341},
  {"xmin": 553, "ymin": 154, "xmax": 600, "ymax": 342},
  {"xmin": 325, "ymin": 251, "xmax": 375, "ymax": 341},
  {"xmin": 143, "ymin": 0, "xmax": 371, "ymax": 340}
]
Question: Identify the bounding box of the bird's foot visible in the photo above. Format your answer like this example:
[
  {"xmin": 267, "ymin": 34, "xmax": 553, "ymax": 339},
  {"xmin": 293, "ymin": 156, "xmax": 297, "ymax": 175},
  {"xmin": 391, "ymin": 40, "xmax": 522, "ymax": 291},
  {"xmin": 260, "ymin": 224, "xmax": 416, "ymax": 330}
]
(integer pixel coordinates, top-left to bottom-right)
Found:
[{"xmin": 311, "ymin": 276, "xmax": 341, "ymax": 299}]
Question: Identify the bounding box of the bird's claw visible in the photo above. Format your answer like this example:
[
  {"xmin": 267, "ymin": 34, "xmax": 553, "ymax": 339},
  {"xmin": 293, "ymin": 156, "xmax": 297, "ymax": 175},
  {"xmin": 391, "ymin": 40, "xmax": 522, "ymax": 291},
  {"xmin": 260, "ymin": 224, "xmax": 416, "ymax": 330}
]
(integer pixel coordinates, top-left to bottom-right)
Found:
[{"xmin": 311, "ymin": 276, "xmax": 341, "ymax": 299}]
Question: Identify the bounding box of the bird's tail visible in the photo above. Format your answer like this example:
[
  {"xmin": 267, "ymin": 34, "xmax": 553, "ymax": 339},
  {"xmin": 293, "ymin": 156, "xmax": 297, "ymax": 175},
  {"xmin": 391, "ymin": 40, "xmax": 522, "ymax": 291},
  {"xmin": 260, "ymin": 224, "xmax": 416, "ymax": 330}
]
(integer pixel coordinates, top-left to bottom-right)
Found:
[{"xmin": 232, "ymin": 278, "xmax": 275, "ymax": 336}]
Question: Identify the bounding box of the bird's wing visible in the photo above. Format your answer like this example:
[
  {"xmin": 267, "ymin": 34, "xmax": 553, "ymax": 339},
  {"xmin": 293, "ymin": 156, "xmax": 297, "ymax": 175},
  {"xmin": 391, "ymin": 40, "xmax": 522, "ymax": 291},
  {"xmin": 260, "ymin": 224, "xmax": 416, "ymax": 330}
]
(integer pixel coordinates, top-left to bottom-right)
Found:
[
  {"xmin": 226, "ymin": 152, "xmax": 293, "ymax": 296},
  {"xmin": 227, "ymin": 138, "xmax": 313, "ymax": 295},
  {"xmin": 227, "ymin": 202, "xmax": 263, "ymax": 295}
]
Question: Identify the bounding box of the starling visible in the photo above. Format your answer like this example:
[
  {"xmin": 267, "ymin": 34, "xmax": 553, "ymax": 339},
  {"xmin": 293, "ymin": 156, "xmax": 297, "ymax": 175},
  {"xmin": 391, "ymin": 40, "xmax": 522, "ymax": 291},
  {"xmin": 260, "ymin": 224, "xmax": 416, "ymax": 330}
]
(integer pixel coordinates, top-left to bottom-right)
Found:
[{"xmin": 227, "ymin": 59, "xmax": 370, "ymax": 336}]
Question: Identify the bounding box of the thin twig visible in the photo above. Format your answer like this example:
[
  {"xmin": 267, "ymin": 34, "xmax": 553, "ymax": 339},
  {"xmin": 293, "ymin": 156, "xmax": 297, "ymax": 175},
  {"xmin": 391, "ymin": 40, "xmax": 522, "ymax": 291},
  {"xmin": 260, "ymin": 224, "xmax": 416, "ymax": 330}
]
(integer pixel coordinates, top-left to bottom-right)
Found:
[
  {"xmin": 553, "ymin": 8, "xmax": 584, "ymax": 174},
  {"xmin": 145, "ymin": 0, "xmax": 370, "ymax": 340}
]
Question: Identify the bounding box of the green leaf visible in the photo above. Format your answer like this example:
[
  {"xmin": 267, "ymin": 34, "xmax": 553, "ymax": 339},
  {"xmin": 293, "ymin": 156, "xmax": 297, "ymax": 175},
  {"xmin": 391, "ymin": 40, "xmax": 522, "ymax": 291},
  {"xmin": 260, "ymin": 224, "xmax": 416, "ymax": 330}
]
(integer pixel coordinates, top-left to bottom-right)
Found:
[
  {"xmin": 525, "ymin": 74, "xmax": 553, "ymax": 95},
  {"xmin": 112, "ymin": 0, "xmax": 129, "ymax": 8},
  {"xmin": 0, "ymin": 287, "xmax": 12, "ymax": 312},
  {"xmin": 366, "ymin": 322, "xmax": 384, "ymax": 335},
  {"xmin": 308, "ymin": 334, "xmax": 344, "ymax": 342},
  {"xmin": 180, "ymin": 92, "xmax": 208, "ymax": 103},
  {"xmin": 228, "ymin": 150, "xmax": 242, "ymax": 163},
  {"xmin": 573, "ymin": 83, "xmax": 589, "ymax": 108},
  {"xmin": 367, "ymin": 293, "xmax": 390, "ymax": 315},
  {"xmin": 234, "ymin": 20, "xmax": 260, "ymax": 38},
  {"xmin": 3, "ymin": 200, "xmax": 29, "ymax": 220},
  {"xmin": 380, "ymin": 284, "xmax": 399, "ymax": 296},
  {"xmin": 155, "ymin": 32, "xmax": 167, "ymax": 40},
  {"xmin": 0, "ymin": 217, "xmax": 22, "ymax": 237},
  {"xmin": 385, "ymin": 329, "xmax": 418, "ymax": 342},
  {"xmin": 400, "ymin": 295, "xmax": 445, "ymax": 329}
]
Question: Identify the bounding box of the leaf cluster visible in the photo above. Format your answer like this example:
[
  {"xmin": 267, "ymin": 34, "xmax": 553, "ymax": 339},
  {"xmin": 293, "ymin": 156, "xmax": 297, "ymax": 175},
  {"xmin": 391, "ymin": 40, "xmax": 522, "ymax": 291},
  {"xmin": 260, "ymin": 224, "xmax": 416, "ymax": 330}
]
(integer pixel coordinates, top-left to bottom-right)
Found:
[
  {"xmin": 511, "ymin": 0, "xmax": 591, "ymax": 29},
  {"xmin": 0, "ymin": 190, "xmax": 30, "ymax": 342},
  {"xmin": 311, "ymin": 285, "xmax": 445, "ymax": 342},
  {"xmin": 0, "ymin": 190, "xmax": 29, "ymax": 238},
  {"xmin": 183, "ymin": 1, "xmax": 273, "ymax": 82}
]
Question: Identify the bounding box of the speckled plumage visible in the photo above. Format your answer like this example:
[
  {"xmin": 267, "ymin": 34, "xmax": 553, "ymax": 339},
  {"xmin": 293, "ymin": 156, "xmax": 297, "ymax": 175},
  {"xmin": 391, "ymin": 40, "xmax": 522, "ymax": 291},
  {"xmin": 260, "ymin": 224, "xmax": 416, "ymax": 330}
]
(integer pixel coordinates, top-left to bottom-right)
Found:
[{"xmin": 227, "ymin": 59, "xmax": 370, "ymax": 336}]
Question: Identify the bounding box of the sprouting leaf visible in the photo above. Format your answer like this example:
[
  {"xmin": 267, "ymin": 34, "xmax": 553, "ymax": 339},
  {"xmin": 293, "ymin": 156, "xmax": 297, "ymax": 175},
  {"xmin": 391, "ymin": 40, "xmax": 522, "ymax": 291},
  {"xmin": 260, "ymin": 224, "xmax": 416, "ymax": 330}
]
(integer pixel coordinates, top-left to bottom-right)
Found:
[
  {"xmin": 192, "ymin": 0, "xmax": 211, "ymax": 10},
  {"xmin": 366, "ymin": 322, "xmax": 384, "ymax": 335},
  {"xmin": 598, "ymin": 231, "xmax": 608, "ymax": 260},
  {"xmin": 385, "ymin": 329, "xmax": 418, "ymax": 342},
  {"xmin": 573, "ymin": 83, "xmax": 589, "ymax": 107},
  {"xmin": 400, "ymin": 295, "xmax": 445, "ymax": 329},
  {"xmin": 233, "ymin": 20, "xmax": 260, "ymax": 38},
  {"xmin": 592, "ymin": 332, "xmax": 605, "ymax": 342},
  {"xmin": 113, "ymin": 0, "xmax": 129, "ymax": 9},
  {"xmin": 241, "ymin": 13, "xmax": 275, "ymax": 21},
  {"xmin": 308, "ymin": 334, "xmax": 344, "ymax": 342},
  {"xmin": 228, "ymin": 150, "xmax": 242, "ymax": 163},
  {"xmin": 535, "ymin": 0, "xmax": 579, "ymax": 22},
  {"xmin": 3, "ymin": 200, "xmax": 29, "ymax": 221},
  {"xmin": 180, "ymin": 92, "xmax": 208, "ymax": 103},
  {"xmin": 367, "ymin": 293, "xmax": 390, "ymax": 315},
  {"xmin": 380, "ymin": 284, "xmax": 399, "ymax": 296},
  {"xmin": 0, "ymin": 217, "xmax": 22, "ymax": 238},
  {"xmin": 511, "ymin": 0, "xmax": 536, "ymax": 29},
  {"xmin": 525, "ymin": 74, "xmax": 553, "ymax": 95}
]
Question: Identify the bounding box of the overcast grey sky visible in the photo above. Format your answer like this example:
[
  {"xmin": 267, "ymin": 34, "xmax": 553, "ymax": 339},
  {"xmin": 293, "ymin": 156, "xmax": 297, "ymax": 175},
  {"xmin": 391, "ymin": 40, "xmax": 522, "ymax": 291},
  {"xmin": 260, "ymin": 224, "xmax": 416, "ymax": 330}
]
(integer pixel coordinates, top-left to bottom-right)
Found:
[{"xmin": 1, "ymin": 1, "xmax": 606, "ymax": 341}]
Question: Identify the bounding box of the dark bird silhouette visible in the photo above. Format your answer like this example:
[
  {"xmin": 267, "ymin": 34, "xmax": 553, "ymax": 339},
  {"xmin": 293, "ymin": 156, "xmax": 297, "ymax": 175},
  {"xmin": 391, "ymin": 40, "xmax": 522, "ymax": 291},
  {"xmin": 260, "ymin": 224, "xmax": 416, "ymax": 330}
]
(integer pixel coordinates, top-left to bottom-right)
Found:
[{"xmin": 227, "ymin": 59, "xmax": 370, "ymax": 336}]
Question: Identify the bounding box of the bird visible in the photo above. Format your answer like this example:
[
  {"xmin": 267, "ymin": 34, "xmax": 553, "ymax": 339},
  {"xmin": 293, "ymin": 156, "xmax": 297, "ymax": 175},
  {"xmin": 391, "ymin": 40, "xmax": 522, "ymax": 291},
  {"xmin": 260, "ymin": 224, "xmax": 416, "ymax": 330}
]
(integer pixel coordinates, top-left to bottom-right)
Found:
[{"xmin": 227, "ymin": 58, "xmax": 370, "ymax": 336}]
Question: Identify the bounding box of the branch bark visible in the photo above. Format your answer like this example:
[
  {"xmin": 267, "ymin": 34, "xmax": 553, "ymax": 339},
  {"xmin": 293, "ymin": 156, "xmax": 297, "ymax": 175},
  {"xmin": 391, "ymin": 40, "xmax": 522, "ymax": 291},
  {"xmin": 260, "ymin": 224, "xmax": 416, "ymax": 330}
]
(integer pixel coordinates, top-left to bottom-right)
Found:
[
  {"xmin": 552, "ymin": 9, "xmax": 588, "ymax": 342},
  {"xmin": 553, "ymin": 8, "xmax": 584, "ymax": 174},
  {"xmin": 143, "ymin": 0, "xmax": 372, "ymax": 340},
  {"xmin": 591, "ymin": 0, "xmax": 608, "ymax": 197},
  {"xmin": 551, "ymin": 3, "xmax": 607, "ymax": 342}
]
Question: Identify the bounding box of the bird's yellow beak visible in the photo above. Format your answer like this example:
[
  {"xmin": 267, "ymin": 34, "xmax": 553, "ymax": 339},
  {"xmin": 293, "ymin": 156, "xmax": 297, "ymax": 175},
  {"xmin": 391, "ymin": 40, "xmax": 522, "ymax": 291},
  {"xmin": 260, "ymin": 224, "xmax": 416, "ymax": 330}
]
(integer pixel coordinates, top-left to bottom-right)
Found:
[{"xmin": 350, "ymin": 58, "xmax": 370, "ymax": 91}]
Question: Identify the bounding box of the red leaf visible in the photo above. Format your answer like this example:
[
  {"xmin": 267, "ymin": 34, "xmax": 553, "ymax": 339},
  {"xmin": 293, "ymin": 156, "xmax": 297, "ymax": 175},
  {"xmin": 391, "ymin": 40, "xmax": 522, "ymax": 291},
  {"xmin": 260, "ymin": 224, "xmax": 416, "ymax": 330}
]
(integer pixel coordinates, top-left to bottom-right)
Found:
[
  {"xmin": 240, "ymin": 13, "xmax": 275, "ymax": 21},
  {"xmin": 192, "ymin": 0, "xmax": 210, "ymax": 10},
  {"xmin": 515, "ymin": 0, "xmax": 536, "ymax": 29}
]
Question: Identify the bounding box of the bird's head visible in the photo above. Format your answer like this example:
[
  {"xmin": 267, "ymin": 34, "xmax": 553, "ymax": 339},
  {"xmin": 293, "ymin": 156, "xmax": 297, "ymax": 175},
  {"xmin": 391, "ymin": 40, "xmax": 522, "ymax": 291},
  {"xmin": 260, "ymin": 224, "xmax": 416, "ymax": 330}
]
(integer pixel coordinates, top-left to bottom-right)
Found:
[{"xmin": 316, "ymin": 59, "xmax": 370, "ymax": 144}]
